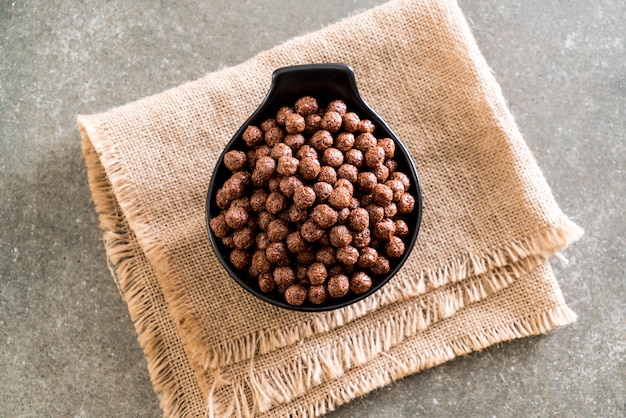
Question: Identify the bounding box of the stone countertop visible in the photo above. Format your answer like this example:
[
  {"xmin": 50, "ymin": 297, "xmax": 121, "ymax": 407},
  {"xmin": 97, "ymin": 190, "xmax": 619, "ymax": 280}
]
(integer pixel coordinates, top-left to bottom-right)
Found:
[{"xmin": 1, "ymin": 1, "xmax": 624, "ymax": 416}]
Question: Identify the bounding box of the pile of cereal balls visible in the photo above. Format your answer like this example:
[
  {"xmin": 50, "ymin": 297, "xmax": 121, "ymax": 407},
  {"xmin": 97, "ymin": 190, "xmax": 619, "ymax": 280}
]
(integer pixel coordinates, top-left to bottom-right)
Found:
[{"xmin": 210, "ymin": 96, "xmax": 415, "ymax": 306}]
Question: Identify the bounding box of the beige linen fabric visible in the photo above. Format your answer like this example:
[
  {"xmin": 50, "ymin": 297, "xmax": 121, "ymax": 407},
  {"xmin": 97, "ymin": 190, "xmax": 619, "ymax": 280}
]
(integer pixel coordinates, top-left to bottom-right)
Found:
[{"xmin": 78, "ymin": 0, "xmax": 582, "ymax": 416}]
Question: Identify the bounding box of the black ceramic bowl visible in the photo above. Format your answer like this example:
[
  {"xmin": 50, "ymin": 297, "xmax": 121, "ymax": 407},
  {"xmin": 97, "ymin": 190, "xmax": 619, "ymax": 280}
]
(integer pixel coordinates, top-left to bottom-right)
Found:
[{"xmin": 206, "ymin": 63, "xmax": 422, "ymax": 312}]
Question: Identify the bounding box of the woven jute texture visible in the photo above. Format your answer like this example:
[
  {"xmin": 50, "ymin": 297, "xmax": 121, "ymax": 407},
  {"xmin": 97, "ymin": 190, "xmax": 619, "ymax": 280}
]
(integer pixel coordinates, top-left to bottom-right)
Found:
[{"xmin": 78, "ymin": 0, "xmax": 583, "ymax": 416}]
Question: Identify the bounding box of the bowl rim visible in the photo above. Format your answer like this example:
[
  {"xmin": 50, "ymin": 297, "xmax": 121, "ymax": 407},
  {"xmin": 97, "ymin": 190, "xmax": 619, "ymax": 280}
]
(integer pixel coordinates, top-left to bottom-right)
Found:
[{"xmin": 206, "ymin": 63, "xmax": 423, "ymax": 312}]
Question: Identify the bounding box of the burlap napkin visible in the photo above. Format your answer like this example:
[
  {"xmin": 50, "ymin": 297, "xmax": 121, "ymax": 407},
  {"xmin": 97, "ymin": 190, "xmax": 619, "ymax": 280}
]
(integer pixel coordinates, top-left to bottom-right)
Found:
[{"xmin": 78, "ymin": 0, "xmax": 583, "ymax": 416}]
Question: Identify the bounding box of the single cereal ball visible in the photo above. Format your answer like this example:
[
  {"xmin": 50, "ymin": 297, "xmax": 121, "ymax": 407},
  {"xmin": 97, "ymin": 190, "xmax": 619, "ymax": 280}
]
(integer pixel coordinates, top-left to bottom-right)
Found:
[
  {"xmin": 345, "ymin": 148, "xmax": 364, "ymax": 168},
  {"xmin": 224, "ymin": 206, "xmax": 248, "ymax": 229},
  {"xmin": 284, "ymin": 133, "xmax": 305, "ymax": 151},
  {"xmin": 330, "ymin": 225, "xmax": 352, "ymax": 248},
  {"xmin": 350, "ymin": 272, "xmax": 372, "ymax": 294},
  {"xmin": 284, "ymin": 284, "xmax": 307, "ymax": 306},
  {"xmin": 223, "ymin": 150, "xmax": 247, "ymax": 172},
  {"xmin": 354, "ymin": 133, "xmax": 377, "ymax": 151},
  {"xmin": 358, "ymin": 119, "xmax": 375, "ymax": 133},
  {"xmin": 266, "ymin": 192, "xmax": 287, "ymax": 214},
  {"xmin": 276, "ymin": 106, "xmax": 294, "ymax": 125},
  {"xmin": 295, "ymin": 96, "xmax": 318, "ymax": 116},
  {"xmin": 257, "ymin": 212, "xmax": 274, "ymax": 231},
  {"xmin": 295, "ymin": 265, "xmax": 308, "ymax": 283},
  {"xmin": 220, "ymin": 179, "xmax": 243, "ymax": 200},
  {"xmin": 209, "ymin": 213, "xmax": 230, "ymax": 238},
  {"xmin": 221, "ymin": 235, "xmax": 235, "ymax": 249},
  {"xmin": 310, "ymin": 130, "xmax": 334, "ymax": 151},
  {"xmin": 337, "ymin": 207, "xmax": 351, "ymax": 224},
  {"xmin": 255, "ymin": 155, "xmax": 276, "ymax": 176},
  {"xmin": 279, "ymin": 176, "xmax": 303, "ymax": 198},
  {"xmin": 311, "ymin": 204, "xmax": 338, "ymax": 229},
  {"xmin": 373, "ymin": 164, "xmax": 390, "ymax": 183},
  {"xmin": 334, "ymin": 178, "xmax": 354, "ymax": 195},
  {"xmin": 255, "ymin": 145, "xmax": 271, "ymax": 159},
  {"xmin": 286, "ymin": 231, "xmax": 308, "ymax": 254},
  {"xmin": 288, "ymin": 205, "xmax": 308, "ymax": 224},
  {"xmin": 256, "ymin": 232, "xmax": 270, "ymax": 250},
  {"xmin": 321, "ymin": 148, "xmax": 344, "ymax": 168},
  {"xmin": 231, "ymin": 170, "xmax": 252, "ymax": 187},
  {"xmin": 366, "ymin": 204, "xmax": 385, "ymax": 226},
  {"xmin": 390, "ymin": 172, "xmax": 410, "ymax": 191},
  {"xmin": 278, "ymin": 166, "xmax": 301, "ymax": 189},
  {"xmin": 397, "ymin": 193, "xmax": 415, "ymax": 214},
  {"xmin": 229, "ymin": 249, "xmax": 251, "ymax": 270},
  {"xmin": 295, "ymin": 248, "xmax": 315, "ymax": 264},
  {"xmin": 357, "ymin": 247, "xmax": 378, "ymax": 268},
  {"xmin": 258, "ymin": 272, "xmax": 276, "ymax": 293},
  {"xmin": 385, "ymin": 179, "xmax": 405, "ymax": 202},
  {"xmin": 378, "ymin": 138, "xmax": 395, "ymax": 159},
  {"xmin": 373, "ymin": 218, "xmax": 396, "ymax": 240},
  {"xmin": 308, "ymin": 285, "xmax": 328, "ymax": 305},
  {"xmin": 271, "ymin": 143, "xmax": 293, "ymax": 160},
  {"xmin": 231, "ymin": 197, "xmax": 251, "ymax": 212},
  {"xmin": 365, "ymin": 145, "xmax": 385, "ymax": 168},
  {"xmin": 328, "ymin": 186, "xmax": 352, "ymax": 210},
  {"xmin": 307, "ymin": 262, "xmax": 327, "ymax": 285},
  {"xmin": 304, "ymin": 114, "xmax": 322, "ymax": 134},
  {"xmin": 265, "ymin": 126, "xmax": 285, "ymax": 146},
  {"xmin": 384, "ymin": 202, "xmax": 398, "ymax": 218},
  {"xmin": 337, "ymin": 164, "xmax": 358, "ymax": 183},
  {"xmin": 352, "ymin": 228, "xmax": 371, "ymax": 248},
  {"xmin": 296, "ymin": 144, "xmax": 318, "ymax": 160},
  {"xmin": 395, "ymin": 220, "xmax": 409, "ymax": 238},
  {"xmin": 233, "ymin": 227, "xmax": 255, "ymax": 249},
  {"xmin": 267, "ymin": 219, "xmax": 289, "ymax": 242},
  {"xmin": 371, "ymin": 255, "xmax": 390, "ymax": 275},
  {"xmin": 326, "ymin": 100, "xmax": 347, "ymax": 115},
  {"xmin": 385, "ymin": 159, "xmax": 398, "ymax": 173},
  {"xmin": 385, "ymin": 236, "xmax": 406, "ymax": 258},
  {"xmin": 298, "ymin": 157, "xmax": 321, "ymax": 181},
  {"xmin": 341, "ymin": 112, "xmax": 360, "ymax": 133},
  {"xmin": 317, "ymin": 166, "xmax": 337, "ymax": 184},
  {"xmin": 327, "ymin": 274, "xmax": 350, "ymax": 298},
  {"xmin": 348, "ymin": 208, "xmax": 369, "ymax": 232},
  {"xmin": 313, "ymin": 181, "xmax": 333, "ymax": 203},
  {"xmin": 372, "ymin": 183, "xmax": 394, "ymax": 206},
  {"xmin": 293, "ymin": 186, "xmax": 316, "ymax": 209},
  {"xmin": 242, "ymin": 125, "xmax": 263, "ymax": 147},
  {"xmin": 337, "ymin": 246, "xmax": 359, "ymax": 265},
  {"xmin": 320, "ymin": 111, "xmax": 342, "ymax": 132},
  {"xmin": 357, "ymin": 172, "xmax": 377, "ymax": 192},
  {"xmin": 268, "ymin": 177, "xmax": 280, "ymax": 192},
  {"xmin": 260, "ymin": 118, "xmax": 278, "ymax": 133},
  {"xmin": 335, "ymin": 133, "xmax": 355, "ymax": 153},
  {"xmin": 251, "ymin": 250, "xmax": 271, "ymax": 275},
  {"xmin": 285, "ymin": 113, "xmax": 306, "ymax": 134},
  {"xmin": 215, "ymin": 188, "xmax": 231, "ymax": 209},
  {"xmin": 273, "ymin": 266, "xmax": 295, "ymax": 288},
  {"xmin": 301, "ymin": 219, "xmax": 324, "ymax": 242},
  {"xmin": 316, "ymin": 246, "xmax": 336, "ymax": 266},
  {"xmin": 266, "ymin": 242, "xmax": 288, "ymax": 264}
]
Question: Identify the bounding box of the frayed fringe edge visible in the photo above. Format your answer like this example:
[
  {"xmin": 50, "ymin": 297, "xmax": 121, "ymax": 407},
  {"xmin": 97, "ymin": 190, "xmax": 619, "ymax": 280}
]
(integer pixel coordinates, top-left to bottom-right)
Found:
[
  {"xmin": 80, "ymin": 118, "xmax": 205, "ymax": 417},
  {"xmin": 206, "ymin": 256, "xmax": 543, "ymax": 416},
  {"xmin": 196, "ymin": 216, "xmax": 582, "ymax": 371},
  {"xmin": 258, "ymin": 304, "xmax": 577, "ymax": 418}
]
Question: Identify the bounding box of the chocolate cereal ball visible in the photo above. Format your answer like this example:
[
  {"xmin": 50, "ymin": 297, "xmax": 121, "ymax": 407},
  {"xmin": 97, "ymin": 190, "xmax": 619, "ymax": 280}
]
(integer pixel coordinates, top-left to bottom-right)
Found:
[
  {"xmin": 337, "ymin": 164, "xmax": 358, "ymax": 183},
  {"xmin": 284, "ymin": 284, "xmax": 307, "ymax": 306},
  {"xmin": 389, "ymin": 172, "xmax": 410, "ymax": 191},
  {"xmin": 301, "ymin": 219, "xmax": 324, "ymax": 242},
  {"xmin": 373, "ymin": 218, "xmax": 396, "ymax": 240},
  {"xmin": 345, "ymin": 148, "xmax": 364, "ymax": 168},
  {"xmin": 285, "ymin": 113, "xmax": 305, "ymax": 134},
  {"xmin": 265, "ymin": 126, "xmax": 285, "ymax": 146},
  {"xmin": 371, "ymin": 255, "xmax": 390, "ymax": 275},
  {"xmin": 320, "ymin": 111, "xmax": 342, "ymax": 132},
  {"xmin": 321, "ymin": 148, "xmax": 344, "ymax": 168},
  {"xmin": 260, "ymin": 118, "xmax": 277, "ymax": 133},
  {"xmin": 357, "ymin": 247, "xmax": 378, "ymax": 268},
  {"xmin": 357, "ymin": 172, "xmax": 377, "ymax": 192},
  {"xmin": 288, "ymin": 205, "xmax": 308, "ymax": 224},
  {"xmin": 256, "ymin": 232, "xmax": 270, "ymax": 250},
  {"xmin": 223, "ymin": 150, "xmax": 247, "ymax": 172},
  {"xmin": 397, "ymin": 193, "xmax": 415, "ymax": 214},
  {"xmin": 242, "ymin": 125, "xmax": 263, "ymax": 147},
  {"xmin": 279, "ymin": 176, "xmax": 303, "ymax": 198},
  {"xmin": 307, "ymin": 262, "xmax": 327, "ymax": 285},
  {"xmin": 317, "ymin": 166, "xmax": 337, "ymax": 184},
  {"xmin": 311, "ymin": 204, "xmax": 338, "ymax": 229},
  {"xmin": 266, "ymin": 192, "xmax": 287, "ymax": 214},
  {"xmin": 326, "ymin": 100, "xmax": 347, "ymax": 115},
  {"xmin": 304, "ymin": 114, "xmax": 322, "ymax": 134},
  {"xmin": 286, "ymin": 231, "xmax": 308, "ymax": 254},
  {"xmin": 295, "ymin": 96, "xmax": 318, "ymax": 116},
  {"xmin": 316, "ymin": 246, "xmax": 336, "ymax": 266},
  {"xmin": 350, "ymin": 272, "xmax": 372, "ymax": 294},
  {"xmin": 365, "ymin": 204, "xmax": 385, "ymax": 226},
  {"xmin": 308, "ymin": 285, "xmax": 327, "ymax": 305},
  {"xmin": 233, "ymin": 227, "xmax": 255, "ymax": 249},
  {"xmin": 225, "ymin": 206, "xmax": 248, "ymax": 229},
  {"xmin": 270, "ymin": 143, "xmax": 292, "ymax": 159},
  {"xmin": 328, "ymin": 186, "xmax": 352, "ymax": 210},
  {"xmin": 330, "ymin": 225, "xmax": 352, "ymax": 248},
  {"xmin": 395, "ymin": 220, "xmax": 409, "ymax": 238},
  {"xmin": 296, "ymin": 144, "xmax": 318, "ymax": 160},
  {"xmin": 348, "ymin": 208, "xmax": 369, "ymax": 232},
  {"xmin": 327, "ymin": 274, "xmax": 350, "ymax": 298},
  {"xmin": 276, "ymin": 106, "xmax": 294, "ymax": 125},
  {"xmin": 385, "ymin": 236, "xmax": 406, "ymax": 258},
  {"xmin": 273, "ymin": 266, "xmax": 295, "ymax": 287},
  {"xmin": 358, "ymin": 119, "xmax": 375, "ymax": 133},
  {"xmin": 354, "ymin": 133, "xmax": 377, "ymax": 151},
  {"xmin": 385, "ymin": 179, "xmax": 405, "ymax": 202},
  {"xmin": 284, "ymin": 133, "xmax": 305, "ymax": 150},
  {"xmin": 310, "ymin": 130, "xmax": 334, "ymax": 151},
  {"xmin": 365, "ymin": 146, "xmax": 385, "ymax": 168},
  {"xmin": 373, "ymin": 164, "xmax": 390, "ymax": 183},
  {"xmin": 341, "ymin": 112, "xmax": 360, "ymax": 133},
  {"xmin": 221, "ymin": 235, "xmax": 235, "ymax": 249},
  {"xmin": 298, "ymin": 157, "xmax": 321, "ymax": 180},
  {"xmin": 251, "ymin": 250, "xmax": 271, "ymax": 275},
  {"xmin": 256, "ymin": 212, "xmax": 273, "ymax": 231},
  {"xmin": 209, "ymin": 213, "xmax": 230, "ymax": 238},
  {"xmin": 378, "ymin": 138, "xmax": 395, "ymax": 159},
  {"xmin": 384, "ymin": 203, "xmax": 398, "ymax": 218},
  {"xmin": 352, "ymin": 228, "xmax": 371, "ymax": 248},
  {"xmin": 335, "ymin": 132, "xmax": 355, "ymax": 152},
  {"xmin": 230, "ymin": 249, "xmax": 251, "ymax": 270},
  {"xmin": 255, "ymin": 155, "xmax": 276, "ymax": 177},
  {"xmin": 334, "ymin": 178, "xmax": 354, "ymax": 195},
  {"xmin": 313, "ymin": 182, "xmax": 333, "ymax": 203},
  {"xmin": 337, "ymin": 207, "xmax": 351, "ymax": 224},
  {"xmin": 266, "ymin": 242, "xmax": 288, "ymax": 264},
  {"xmin": 293, "ymin": 186, "xmax": 316, "ymax": 209},
  {"xmin": 372, "ymin": 183, "xmax": 393, "ymax": 206},
  {"xmin": 267, "ymin": 219, "xmax": 289, "ymax": 242},
  {"xmin": 258, "ymin": 272, "xmax": 276, "ymax": 293},
  {"xmin": 336, "ymin": 245, "xmax": 359, "ymax": 265}
]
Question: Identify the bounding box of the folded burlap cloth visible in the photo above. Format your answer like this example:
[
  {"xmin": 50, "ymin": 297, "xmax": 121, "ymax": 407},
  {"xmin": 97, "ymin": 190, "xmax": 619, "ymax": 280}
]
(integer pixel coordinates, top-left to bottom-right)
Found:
[{"xmin": 78, "ymin": 0, "xmax": 583, "ymax": 416}]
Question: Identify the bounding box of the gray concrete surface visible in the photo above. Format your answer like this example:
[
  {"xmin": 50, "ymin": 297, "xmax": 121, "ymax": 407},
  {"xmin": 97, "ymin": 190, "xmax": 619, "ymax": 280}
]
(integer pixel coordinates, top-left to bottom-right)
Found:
[{"xmin": 1, "ymin": 0, "xmax": 624, "ymax": 416}]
